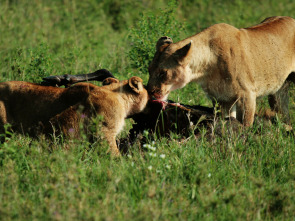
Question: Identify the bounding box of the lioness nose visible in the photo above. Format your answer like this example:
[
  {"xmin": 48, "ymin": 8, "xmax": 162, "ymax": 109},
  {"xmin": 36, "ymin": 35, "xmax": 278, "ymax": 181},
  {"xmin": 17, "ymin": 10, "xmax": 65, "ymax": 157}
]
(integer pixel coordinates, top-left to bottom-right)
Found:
[{"xmin": 147, "ymin": 84, "xmax": 156, "ymax": 95}]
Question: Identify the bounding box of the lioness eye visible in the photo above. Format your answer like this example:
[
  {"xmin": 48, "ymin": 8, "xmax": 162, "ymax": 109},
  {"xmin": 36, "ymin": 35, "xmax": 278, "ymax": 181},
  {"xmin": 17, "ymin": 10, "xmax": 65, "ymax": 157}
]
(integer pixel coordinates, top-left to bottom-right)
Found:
[{"xmin": 159, "ymin": 71, "xmax": 166, "ymax": 80}]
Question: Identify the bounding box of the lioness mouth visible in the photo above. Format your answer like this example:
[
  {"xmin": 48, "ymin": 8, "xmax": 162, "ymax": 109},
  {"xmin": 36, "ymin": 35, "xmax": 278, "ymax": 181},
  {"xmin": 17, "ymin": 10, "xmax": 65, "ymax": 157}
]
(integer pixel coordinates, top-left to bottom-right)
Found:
[{"xmin": 151, "ymin": 99, "xmax": 168, "ymax": 109}]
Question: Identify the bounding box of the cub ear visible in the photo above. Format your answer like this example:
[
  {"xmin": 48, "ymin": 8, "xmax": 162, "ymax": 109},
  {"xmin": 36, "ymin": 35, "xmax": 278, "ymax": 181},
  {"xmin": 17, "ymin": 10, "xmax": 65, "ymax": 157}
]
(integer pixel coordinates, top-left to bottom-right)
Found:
[
  {"xmin": 102, "ymin": 77, "xmax": 119, "ymax": 85},
  {"xmin": 173, "ymin": 41, "xmax": 192, "ymax": 64},
  {"xmin": 156, "ymin": 36, "xmax": 173, "ymax": 52},
  {"xmin": 128, "ymin": 76, "xmax": 144, "ymax": 94}
]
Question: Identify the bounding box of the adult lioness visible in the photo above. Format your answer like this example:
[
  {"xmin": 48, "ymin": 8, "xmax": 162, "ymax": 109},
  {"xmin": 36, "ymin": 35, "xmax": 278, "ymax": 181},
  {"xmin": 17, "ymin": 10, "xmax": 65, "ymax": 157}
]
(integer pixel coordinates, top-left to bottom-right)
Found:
[
  {"xmin": 147, "ymin": 16, "xmax": 295, "ymax": 126},
  {"xmin": 0, "ymin": 77, "xmax": 148, "ymax": 156}
]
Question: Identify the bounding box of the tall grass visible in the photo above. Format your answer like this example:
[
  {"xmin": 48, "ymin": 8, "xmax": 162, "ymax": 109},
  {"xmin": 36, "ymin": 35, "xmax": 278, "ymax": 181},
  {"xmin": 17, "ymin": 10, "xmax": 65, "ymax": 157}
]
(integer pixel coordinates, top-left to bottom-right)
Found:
[{"xmin": 0, "ymin": 0, "xmax": 295, "ymax": 220}]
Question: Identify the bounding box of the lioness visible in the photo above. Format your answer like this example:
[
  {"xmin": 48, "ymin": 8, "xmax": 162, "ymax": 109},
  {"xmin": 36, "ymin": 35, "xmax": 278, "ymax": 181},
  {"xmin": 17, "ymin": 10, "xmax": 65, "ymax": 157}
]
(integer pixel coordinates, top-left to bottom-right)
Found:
[
  {"xmin": 0, "ymin": 76, "xmax": 148, "ymax": 156},
  {"xmin": 147, "ymin": 16, "xmax": 295, "ymax": 126}
]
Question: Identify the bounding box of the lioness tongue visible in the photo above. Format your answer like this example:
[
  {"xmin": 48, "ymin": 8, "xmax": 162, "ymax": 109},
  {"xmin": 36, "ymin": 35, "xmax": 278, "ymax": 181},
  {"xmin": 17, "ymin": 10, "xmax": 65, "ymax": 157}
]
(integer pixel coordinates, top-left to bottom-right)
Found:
[{"xmin": 151, "ymin": 99, "xmax": 168, "ymax": 110}]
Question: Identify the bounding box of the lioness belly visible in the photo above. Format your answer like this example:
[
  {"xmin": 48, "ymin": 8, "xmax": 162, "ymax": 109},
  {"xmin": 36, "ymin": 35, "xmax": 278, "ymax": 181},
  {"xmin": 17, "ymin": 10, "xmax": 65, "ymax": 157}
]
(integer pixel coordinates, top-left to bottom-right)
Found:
[{"xmin": 199, "ymin": 73, "xmax": 237, "ymax": 102}]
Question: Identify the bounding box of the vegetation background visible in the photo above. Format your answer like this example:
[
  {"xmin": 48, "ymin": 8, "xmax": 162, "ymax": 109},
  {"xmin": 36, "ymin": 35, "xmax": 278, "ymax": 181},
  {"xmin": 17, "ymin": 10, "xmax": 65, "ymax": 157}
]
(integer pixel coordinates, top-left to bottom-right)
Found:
[{"xmin": 0, "ymin": 0, "xmax": 295, "ymax": 220}]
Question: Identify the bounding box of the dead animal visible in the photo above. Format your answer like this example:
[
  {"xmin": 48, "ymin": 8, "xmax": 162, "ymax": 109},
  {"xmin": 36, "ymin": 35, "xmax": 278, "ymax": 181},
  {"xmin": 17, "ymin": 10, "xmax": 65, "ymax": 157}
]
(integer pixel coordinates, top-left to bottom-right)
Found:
[
  {"xmin": 41, "ymin": 69, "xmax": 115, "ymax": 87},
  {"xmin": 129, "ymin": 100, "xmax": 242, "ymax": 142}
]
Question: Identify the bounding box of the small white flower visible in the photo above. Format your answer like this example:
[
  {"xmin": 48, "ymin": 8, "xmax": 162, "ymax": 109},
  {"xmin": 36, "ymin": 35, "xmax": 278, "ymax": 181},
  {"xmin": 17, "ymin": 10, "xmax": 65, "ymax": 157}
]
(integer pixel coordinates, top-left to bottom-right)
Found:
[
  {"xmin": 159, "ymin": 154, "xmax": 166, "ymax": 159},
  {"xmin": 149, "ymin": 146, "xmax": 156, "ymax": 151},
  {"xmin": 148, "ymin": 152, "xmax": 157, "ymax": 157},
  {"xmin": 143, "ymin": 144, "xmax": 151, "ymax": 148},
  {"xmin": 148, "ymin": 165, "xmax": 153, "ymax": 171},
  {"xmin": 165, "ymin": 164, "xmax": 171, "ymax": 170},
  {"xmin": 208, "ymin": 173, "xmax": 211, "ymax": 178},
  {"xmin": 143, "ymin": 143, "xmax": 156, "ymax": 151},
  {"xmin": 131, "ymin": 162, "xmax": 134, "ymax": 167},
  {"xmin": 143, "ymin": 130, "xmax": 149, "ymax": 136}
]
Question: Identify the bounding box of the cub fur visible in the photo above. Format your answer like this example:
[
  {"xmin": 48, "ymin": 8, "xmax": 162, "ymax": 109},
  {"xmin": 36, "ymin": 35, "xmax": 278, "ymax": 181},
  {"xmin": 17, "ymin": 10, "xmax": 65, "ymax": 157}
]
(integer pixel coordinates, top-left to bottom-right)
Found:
[
  {"xmin": 0, "ymin": 76, "xmax": 148, "ymax": 156},
  {"xmin": 147, "ymin": 16, "xmax": 295, "ymax": 126}
]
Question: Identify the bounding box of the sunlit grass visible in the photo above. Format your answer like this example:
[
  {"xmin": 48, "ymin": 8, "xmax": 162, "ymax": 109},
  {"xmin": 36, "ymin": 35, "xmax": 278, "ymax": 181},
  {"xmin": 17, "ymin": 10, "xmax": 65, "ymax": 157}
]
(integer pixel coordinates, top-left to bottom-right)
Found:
[{"xmin": 0, "ymin": 0, "xmax": 295, "ymax": 220}]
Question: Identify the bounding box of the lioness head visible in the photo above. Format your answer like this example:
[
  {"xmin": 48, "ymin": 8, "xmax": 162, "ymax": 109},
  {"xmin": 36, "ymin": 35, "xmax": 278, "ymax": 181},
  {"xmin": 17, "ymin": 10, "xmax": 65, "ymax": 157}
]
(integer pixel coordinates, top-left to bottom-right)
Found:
[{"xmin": 147, "ymin": 36, "xmax": 193, "ymax": 101}]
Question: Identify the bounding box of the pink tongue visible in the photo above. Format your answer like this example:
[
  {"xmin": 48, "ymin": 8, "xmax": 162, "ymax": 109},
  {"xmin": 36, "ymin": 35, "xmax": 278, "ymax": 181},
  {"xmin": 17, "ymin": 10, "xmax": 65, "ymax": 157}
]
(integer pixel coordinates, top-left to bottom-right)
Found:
[{"xmin": 151, "ymin": 100, "xmax": 168, "ymax": 110}]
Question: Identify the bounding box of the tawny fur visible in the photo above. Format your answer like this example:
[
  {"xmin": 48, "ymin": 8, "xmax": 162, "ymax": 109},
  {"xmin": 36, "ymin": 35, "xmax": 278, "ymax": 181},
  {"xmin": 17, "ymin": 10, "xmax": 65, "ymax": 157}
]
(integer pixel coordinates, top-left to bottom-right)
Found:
[
  {"xmin": 148, "ymin": 16, "xmax": 295, "ymax": 126},
  {"xmin": 0, "ymin": 77, "xmax": 148, "ymax": 156}
]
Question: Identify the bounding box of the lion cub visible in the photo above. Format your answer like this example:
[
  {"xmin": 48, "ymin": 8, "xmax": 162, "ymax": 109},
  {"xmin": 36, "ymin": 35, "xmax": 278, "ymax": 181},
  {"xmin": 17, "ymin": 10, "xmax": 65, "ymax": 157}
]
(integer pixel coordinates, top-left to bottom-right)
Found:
[{"xmin": 0, "ymin": 77, "xmax": 149, "ymax": 156}]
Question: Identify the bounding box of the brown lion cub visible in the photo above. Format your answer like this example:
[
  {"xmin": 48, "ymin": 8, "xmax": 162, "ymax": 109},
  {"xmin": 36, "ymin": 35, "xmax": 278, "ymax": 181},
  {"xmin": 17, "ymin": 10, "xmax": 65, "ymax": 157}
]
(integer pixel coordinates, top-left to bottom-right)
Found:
[
  {"xmin": 0, "ymin": 76, "xmax": 148, "ymax": 156},
  {"xmin": 148, "ymin": 16, "xmax": 295, "ymax": 126}
]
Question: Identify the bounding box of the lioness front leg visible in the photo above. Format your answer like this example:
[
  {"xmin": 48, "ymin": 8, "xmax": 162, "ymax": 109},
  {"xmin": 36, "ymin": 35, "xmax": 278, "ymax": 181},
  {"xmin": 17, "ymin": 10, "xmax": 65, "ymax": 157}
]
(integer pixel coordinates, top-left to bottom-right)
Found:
[{"xmin": 236, "ymin": 92, "xmax": 256, "ymax": 126}]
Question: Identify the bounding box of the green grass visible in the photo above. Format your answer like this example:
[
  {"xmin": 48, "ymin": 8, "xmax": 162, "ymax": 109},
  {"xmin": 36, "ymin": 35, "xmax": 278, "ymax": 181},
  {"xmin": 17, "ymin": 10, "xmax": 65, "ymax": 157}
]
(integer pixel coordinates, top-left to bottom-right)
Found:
[{"xmin": 1, "ymin": 0, "xmax": 295, "ymax": 220}]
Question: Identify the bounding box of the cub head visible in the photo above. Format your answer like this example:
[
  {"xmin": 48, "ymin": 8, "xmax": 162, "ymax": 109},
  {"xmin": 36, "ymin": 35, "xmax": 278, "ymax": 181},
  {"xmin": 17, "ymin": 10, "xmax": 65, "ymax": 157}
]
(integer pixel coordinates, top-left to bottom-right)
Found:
[
  {"xmin": 147, "ymin": 36, "xmax": 193, "ymax": 101},
  {"xmin": 126, "ymin": 76, "xmax": 149, "ymax": 115},
  {"xmin": 103, "ymin": 76, "xmax": 149, "ymax": 116}
]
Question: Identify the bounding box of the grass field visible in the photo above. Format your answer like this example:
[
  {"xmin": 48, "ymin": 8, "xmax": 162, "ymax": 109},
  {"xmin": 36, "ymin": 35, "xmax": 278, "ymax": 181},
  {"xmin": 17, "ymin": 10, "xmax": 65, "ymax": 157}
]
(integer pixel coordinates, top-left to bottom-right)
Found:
[{"xmin": 1, "ymin": 0, "xmax": 295, "ymax": 220}]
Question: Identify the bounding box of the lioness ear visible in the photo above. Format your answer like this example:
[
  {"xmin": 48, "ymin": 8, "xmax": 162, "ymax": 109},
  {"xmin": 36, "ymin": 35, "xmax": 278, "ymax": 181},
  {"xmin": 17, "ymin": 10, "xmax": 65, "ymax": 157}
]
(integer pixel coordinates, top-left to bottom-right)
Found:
[
  {"xmin": 173, "ymin": 41, "xmax": 192, "ymax": 64},
  {"xmin": 128, "ymin": 76, "xmax": 143, "ymax": 94},
  {"xmin": 156, "ymin": 36, "xmax": 173, "ymax": 52},
  {"xmin": 102, "ymin": 77, "xmax": 119, "ymax": 85}
]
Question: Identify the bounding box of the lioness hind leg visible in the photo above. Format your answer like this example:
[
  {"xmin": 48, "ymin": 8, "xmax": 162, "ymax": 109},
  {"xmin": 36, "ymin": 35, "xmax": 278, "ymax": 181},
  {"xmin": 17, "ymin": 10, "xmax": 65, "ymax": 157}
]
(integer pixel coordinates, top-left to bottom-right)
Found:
[
  {"xmin": 268, "ymin": 81, "xmax": 290, "ymax": 123},
  {"xmin": 236, "ymin": 92, "xmax": 256, "ymax": 126}
]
